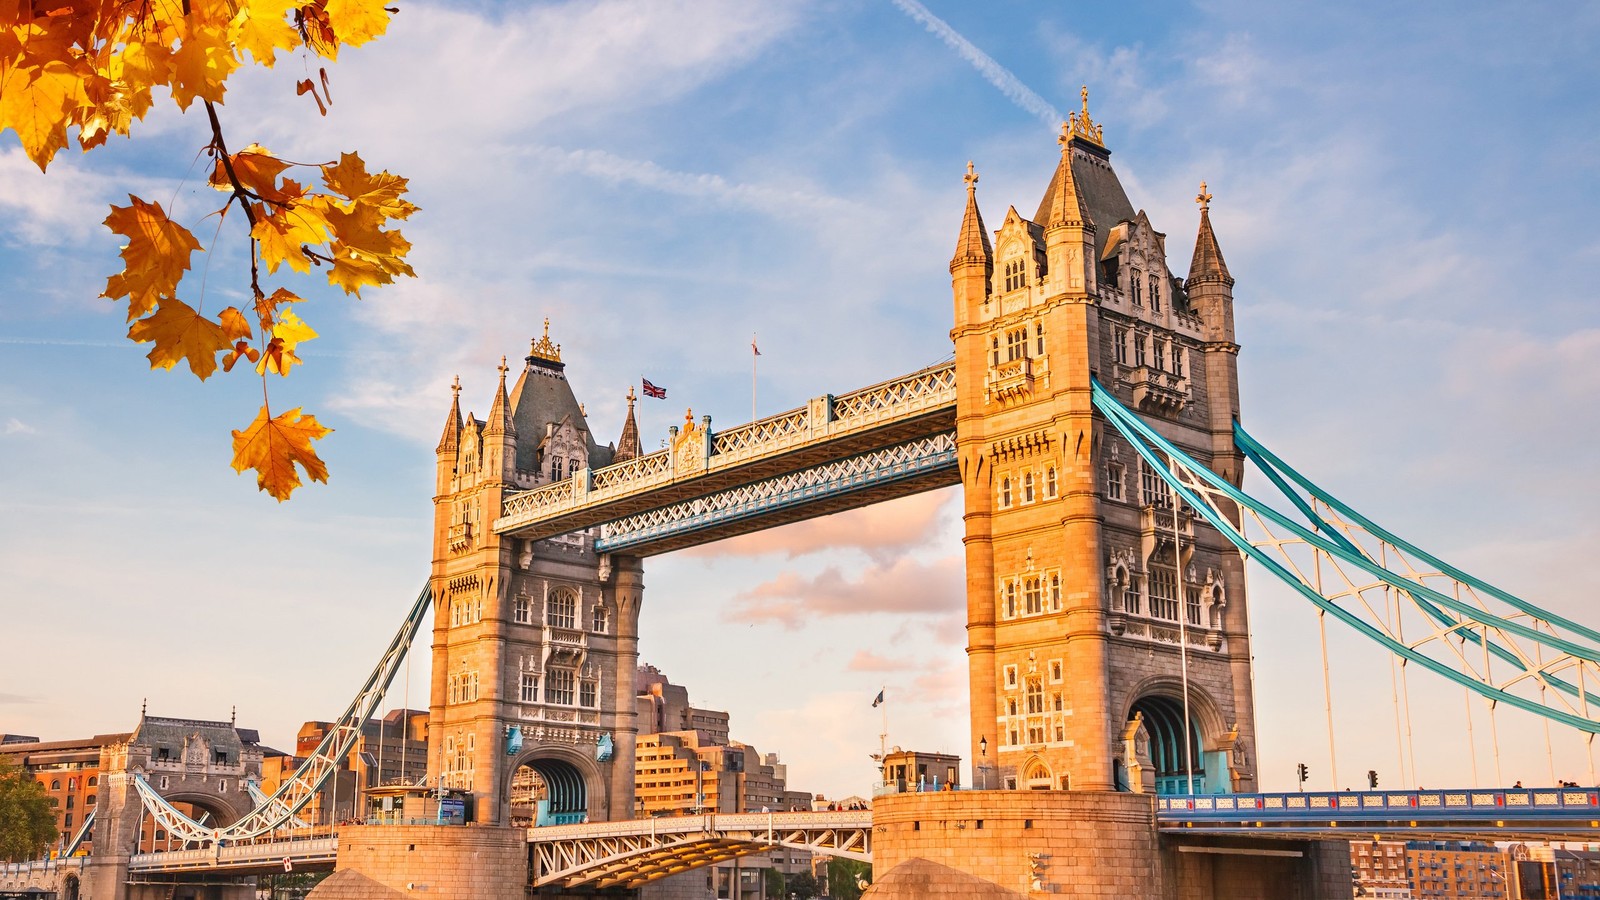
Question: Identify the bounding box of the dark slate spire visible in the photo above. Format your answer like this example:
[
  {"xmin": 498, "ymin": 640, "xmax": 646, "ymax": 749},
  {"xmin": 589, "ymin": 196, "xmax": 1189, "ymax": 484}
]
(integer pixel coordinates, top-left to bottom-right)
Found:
[
  {"xmin": 1188, "ymin": 181, "xmax": 1233, "ymax": 285},
  {"xmin": 949, "ymin": 161, "xmax": 993, "ymax": 270},
  {"xmin": 436, "ymin": 376, "xmax": 462, "ymax": 453},
  {"xmin": 614, "ymin": 387, "xmax": 642, "ymax": 463}
]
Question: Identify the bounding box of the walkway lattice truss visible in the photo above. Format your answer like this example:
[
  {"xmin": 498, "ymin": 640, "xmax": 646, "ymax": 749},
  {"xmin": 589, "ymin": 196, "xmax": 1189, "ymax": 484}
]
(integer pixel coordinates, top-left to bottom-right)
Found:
[
  {"xmin": 131, "ymin": 585, "xmax": 434, "ymax": 845},
  {"xmin": 530, "ymin": 812, "xmax": 871, "ymax": 890},
  {"xmin": 595, "ymin": 433, "xmax": 957, "ymax": 552},
  {"xmin": 1092, "ymin": 380, "xmax": 1600, "ymax": 735}
]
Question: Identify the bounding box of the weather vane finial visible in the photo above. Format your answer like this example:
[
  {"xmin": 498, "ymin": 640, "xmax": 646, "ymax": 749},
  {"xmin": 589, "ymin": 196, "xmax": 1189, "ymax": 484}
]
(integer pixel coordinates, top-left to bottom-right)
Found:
[
  {"xmin": 528, "ymin": 317, "xmax": 563, "ymax": 363},
  {"xmin": 497, "ymin": 355, "xmax": 508, "ymax": 379},
  {"xmin": 964, "ymin": 160, "xmax": 979, "ymax": 189},
  {"xmin": 451, "ymin": 375, "xmax": 461, "ymax": 398},
  {"xmin": 1196, "ymin": 181, "xmax": 1213, "ymax": 211},
  {"xmin": 1062, "ymin": 85, "xmax": 1105, "ymax": 148}
]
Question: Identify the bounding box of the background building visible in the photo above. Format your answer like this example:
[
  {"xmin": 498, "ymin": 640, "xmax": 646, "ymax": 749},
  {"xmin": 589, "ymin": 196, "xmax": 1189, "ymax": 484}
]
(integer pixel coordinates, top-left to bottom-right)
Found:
[{"xmin": 632, "ymin": 665, "xmax": 816, "ymax": 900}]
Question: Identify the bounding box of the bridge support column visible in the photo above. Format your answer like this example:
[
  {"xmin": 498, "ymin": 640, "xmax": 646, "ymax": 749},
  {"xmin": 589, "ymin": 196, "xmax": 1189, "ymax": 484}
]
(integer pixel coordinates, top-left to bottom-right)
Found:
[
  {"xmin": 608, "ymin": 555, "xmax": 645, "ymax": 821},
  {"xmin": 308, "ymin": 825, "xmax": 527, "ymax": 899}
]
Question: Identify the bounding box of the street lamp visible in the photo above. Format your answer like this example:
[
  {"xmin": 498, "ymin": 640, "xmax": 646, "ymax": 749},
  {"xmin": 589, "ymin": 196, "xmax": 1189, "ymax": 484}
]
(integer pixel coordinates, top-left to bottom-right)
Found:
[{"xmin": 978, "ymin": 736, "xmax": 988, "ymax": 790}]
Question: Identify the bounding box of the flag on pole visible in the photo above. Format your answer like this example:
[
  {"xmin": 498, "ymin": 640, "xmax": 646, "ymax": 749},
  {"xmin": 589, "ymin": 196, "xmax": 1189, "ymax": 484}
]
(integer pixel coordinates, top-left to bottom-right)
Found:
[
  {"xmin": 752, "ymin": 336, "xmax": 761, "ymax": 356},
  {"xmin": 871, "ymin": 689, "xmax": 885, "ymax": 708},
  {"xmin": 641, "ymin": 378, "xmax": 667, "ymax": 399}
]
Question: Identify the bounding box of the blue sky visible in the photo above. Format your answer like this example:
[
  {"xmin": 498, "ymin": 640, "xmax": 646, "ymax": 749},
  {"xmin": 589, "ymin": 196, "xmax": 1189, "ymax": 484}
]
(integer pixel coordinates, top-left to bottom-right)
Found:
[{"xmin": 1, "ymin": 0, "xmax": 1597, "ymax": 799}]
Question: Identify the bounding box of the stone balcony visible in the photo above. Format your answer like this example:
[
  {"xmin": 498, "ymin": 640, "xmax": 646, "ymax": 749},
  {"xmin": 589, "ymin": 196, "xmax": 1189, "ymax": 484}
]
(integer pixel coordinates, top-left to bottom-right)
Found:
[
  {"xmin": 988, "ymin": 356, "xmax": 1035, "ymax": 404},
  {"xmin": 447, "ymin": 522, "xmax": 472, "ymax": 551},
  {"xmin": 1126, "ymin": 365, "xmax": 1188, "ymax": 415}
]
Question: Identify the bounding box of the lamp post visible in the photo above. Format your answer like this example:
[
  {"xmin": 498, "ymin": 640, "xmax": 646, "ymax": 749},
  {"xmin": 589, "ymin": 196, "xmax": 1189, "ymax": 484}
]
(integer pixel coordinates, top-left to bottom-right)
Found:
[{"xmin": 978, "ymin": 736, "xmax": 989, "ymax": 790}]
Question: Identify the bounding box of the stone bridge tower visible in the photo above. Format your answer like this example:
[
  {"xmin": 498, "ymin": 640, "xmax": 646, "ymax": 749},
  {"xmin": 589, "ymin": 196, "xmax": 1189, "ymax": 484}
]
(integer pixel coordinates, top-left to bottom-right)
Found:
[
  {"xmin": 950, "ymin": 91, "xmax": 1258, "ymax": 795},
  {"xmin": 429, "ymin": 323, "xmax": 644, "ymax": 825}
]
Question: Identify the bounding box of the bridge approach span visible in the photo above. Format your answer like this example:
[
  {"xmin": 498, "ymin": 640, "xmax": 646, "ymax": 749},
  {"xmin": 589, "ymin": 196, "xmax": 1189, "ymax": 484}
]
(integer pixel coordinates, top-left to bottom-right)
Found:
[{"xmin": 530, "ymin": 810, "xmax": 872, "ymax": 890}]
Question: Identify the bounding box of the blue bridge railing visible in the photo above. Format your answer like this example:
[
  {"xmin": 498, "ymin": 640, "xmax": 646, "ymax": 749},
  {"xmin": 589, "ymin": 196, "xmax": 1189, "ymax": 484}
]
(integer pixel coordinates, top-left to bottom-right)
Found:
[{"xmin": 1159, "ymin": 787, "xmax": 1600, "ymax": 827}]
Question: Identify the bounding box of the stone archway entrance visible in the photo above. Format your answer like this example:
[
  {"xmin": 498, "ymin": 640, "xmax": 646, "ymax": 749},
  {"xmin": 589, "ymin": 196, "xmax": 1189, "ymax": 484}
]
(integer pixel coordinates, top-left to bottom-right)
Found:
[
  {"xmin": 1128, "ymin": 695, "xmax": 1205, "ymax": 795},
  {"xmin": 509, "ymin": 758, "xmax": 588, "ymax": 827}
]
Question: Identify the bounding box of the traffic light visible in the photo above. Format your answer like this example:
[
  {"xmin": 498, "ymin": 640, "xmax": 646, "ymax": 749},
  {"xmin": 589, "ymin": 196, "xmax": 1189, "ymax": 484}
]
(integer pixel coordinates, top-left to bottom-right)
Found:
[
  {"xmin": 1367, "ymin": 770, "xmax": 1378, "ymax": 789},
  {"xmin": 1297, "ymin": 763, "xmax": 1309, "ymax": 785}
]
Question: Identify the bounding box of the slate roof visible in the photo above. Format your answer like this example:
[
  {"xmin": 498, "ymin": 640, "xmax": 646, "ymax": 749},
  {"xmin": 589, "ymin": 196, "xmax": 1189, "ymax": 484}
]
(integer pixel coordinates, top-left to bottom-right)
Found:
[{"xmin": 1033, "ymin": 140, "xmax": 1137, "ymax": 257}]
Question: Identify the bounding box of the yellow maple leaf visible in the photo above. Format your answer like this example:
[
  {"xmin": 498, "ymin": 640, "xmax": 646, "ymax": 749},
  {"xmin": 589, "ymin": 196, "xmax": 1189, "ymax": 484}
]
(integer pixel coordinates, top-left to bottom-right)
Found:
[
  {"xmin": 168, "ymin": 25, "xmax": 237, "ymax": 110},
  {"xmin": 101, "ymin": 195, "xmax": 203, "ymax": 320},
  {"xmin": 230, "ymin": 405, "xmax": 332, "ymax": 501},
  {"xmin": 321, "ymin": 152, "xmax": 416, "ymax": 220},
  {"xmin": 126, "ymin": 297, "xmax": 232, "ymax": 380},
  {"xmin": 0, "ymin": 60, "xmax": 84, "ymax": 171},
  {"xmin": 323, "ymin": 0, "xmax": 390, "ymax": 47},
  {"xmin": 256, "ymin": 307, "xmax": 317, "ymax": 376},
  {"xmin": 252, "ymin": 197, "xmax": 333, "ymax": 274},
  {"xmin": 218, "ymin": 306, "xmax": 253, "ymax": 341},
  {"xmin": 229, "ymin": 0, "xmax": 302, "ymax": 66}
]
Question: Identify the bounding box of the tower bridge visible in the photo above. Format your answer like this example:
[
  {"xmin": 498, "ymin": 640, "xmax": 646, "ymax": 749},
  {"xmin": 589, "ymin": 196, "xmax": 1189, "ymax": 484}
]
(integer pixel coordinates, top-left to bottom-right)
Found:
[{"xmin": 27, "ymin": 90, "xmax": 1600, "ymax": 899}]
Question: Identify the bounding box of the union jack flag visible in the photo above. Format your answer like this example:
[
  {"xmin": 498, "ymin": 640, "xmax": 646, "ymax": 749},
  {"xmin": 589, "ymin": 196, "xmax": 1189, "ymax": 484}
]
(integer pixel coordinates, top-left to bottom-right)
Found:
[{"xmin": 641, "ymin": 378, "xmax": 667, "ymax": 399}]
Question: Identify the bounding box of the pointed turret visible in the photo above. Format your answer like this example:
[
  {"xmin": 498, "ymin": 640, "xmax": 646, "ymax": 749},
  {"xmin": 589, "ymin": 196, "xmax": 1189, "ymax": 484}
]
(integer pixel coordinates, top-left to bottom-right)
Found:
[
  {"xmin": 614, "ymin": 387, "xmax": 642, "ymax": 463},
  {"xmin": 1188, "ymin": 181, "xmax": 1232, "ymax": 286},
  {"xmin": 436, "ymin": 376, "xmax": 463, "ymax": 453},
  {"xmin": 485, "ymin": 357, "xmax": 515, "ymax": 437},
  {"xmin": 483, "ymin": 356, "xmax": 517, "ymax": 480},
  {"xmin": 950, "ymin": 161, "xmax": 993, "ymax": 329},
  {"xmin": 950, "ymin": 161, "xmax": 993, "ymax": 271},
  {"xmin": 1042, "ymin": 90, "xmax": 1101, "ymax": 297}
]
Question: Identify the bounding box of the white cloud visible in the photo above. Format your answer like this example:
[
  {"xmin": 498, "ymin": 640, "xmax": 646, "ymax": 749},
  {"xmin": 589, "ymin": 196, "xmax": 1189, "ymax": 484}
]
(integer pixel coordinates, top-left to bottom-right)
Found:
[
  {"xmin": 3, "ymin": 417, "xmax": 36, "ymax": 436},
  {"xmin": 729, "ymin": 555, "xmax": 963, "ymax": 630}
]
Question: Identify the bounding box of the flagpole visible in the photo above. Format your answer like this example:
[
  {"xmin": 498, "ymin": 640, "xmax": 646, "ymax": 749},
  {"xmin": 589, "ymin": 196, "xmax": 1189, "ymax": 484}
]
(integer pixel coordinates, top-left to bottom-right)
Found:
[{"xmin": 751, "ymin": 333, "xmax": 758, "ymax": 422}]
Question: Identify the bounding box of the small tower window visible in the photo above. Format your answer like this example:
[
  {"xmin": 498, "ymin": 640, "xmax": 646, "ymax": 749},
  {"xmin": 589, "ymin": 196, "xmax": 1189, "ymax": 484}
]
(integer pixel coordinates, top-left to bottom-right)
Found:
[
  {"xmin": 1035, "ymin": 321, "xmax": 1045, "ymax": 355},
  {"xmin": 1025, "ymin": 677, "xmax": 1044, "ymax": 714},
  {"xmin": 1050, "ymin": 573, "xmax": 1061, "ymax": 610},
  {"xmin": 1004, "ymin": 258, "xmax": 1027, "ymax": 292},
  {"xmin": 1024, "ymin": 577, "xmax": 1043, "ymax": 615},
  {"xmin": 551, "ymin": 457, "xmax": 564, "ymax": 481},
  {"xmin": 547, "ymin": 589, "xmax": 577, "ymax": 629},
  {"xmin": 1022, "ymin": 472, "xmax": 1035, "ymax": 503},
  {"xmin": 520, "ymin": 673, "xmax": 539, "ymax": 703},
  {"xmin": 1113, "ymin": 327, "xmax": 1127, "ymax": 364},
  {"xmin": 1106, "ymin": 463, "xmax": 1125, "ymax": 501},
  {"xmin": 1046, "ymin": 466, "xmax": 1058, "ymax": 498},
  {"xmin": 991, "ymin": 335, "xmax": 1001, "ymax": 366},
  {"xmin": 514, "ymin": 595, "xmax": 533, "ymax": 624},
  {"xmin": 1140, "ymin": 462, "xmax": 1173, "ymax": 509},
  {"xmin": 1149, "ymin": 274, "xmax": 1161, "ymax": 312},
  {"xmin": 1174, "ymin": 347, "xmax": 1186, "ymax": 378},
  {"xmin": 591, "ymin": 602, "xmax": 608, "ymax": 633},
  {"xmin": 1131, "ymin": 272, "xmax": 1143, "ymax": 307},
  {"xmin": 1134, "ymin": 332, "xmax": 1148, "ymax": 367},
  {"xmin": 1004, "ymin": 582, "xmax": 1018, "ymax": 618},
  {"xmin": 1153, "ymin": 339, "xmax": 1166, "ymax": 371},
  {"xmin": 1000, "ymin": 476, "xmax": 1012, "ymax": 508},
  {"xmin": 1006, "ymin": 328, "xmax": 1028, "ymax": 361}
]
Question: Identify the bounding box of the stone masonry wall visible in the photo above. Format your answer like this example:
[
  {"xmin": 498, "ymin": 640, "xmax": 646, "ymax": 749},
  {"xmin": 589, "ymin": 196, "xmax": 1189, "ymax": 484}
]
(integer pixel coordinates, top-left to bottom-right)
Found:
[
  {"xmin": 320, "ymin": 824, "xmax": 527, "ymax": 899},
  {"xmin": 869, "ymin": 790, "xmax": 1163, "ymax": 898}
]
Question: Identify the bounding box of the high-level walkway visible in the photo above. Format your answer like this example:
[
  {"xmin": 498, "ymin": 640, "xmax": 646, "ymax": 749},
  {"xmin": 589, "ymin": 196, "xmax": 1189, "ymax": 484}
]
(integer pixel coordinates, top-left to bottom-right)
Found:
[{"xmin": 494, "ymin": 363, "xmax": 957, "ymax": 555}]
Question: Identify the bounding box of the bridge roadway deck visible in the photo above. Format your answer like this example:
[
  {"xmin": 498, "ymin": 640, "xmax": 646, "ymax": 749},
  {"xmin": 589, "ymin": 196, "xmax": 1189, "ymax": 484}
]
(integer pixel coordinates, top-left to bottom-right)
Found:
[
  {"xmin": 105, "ymin": 788, "xmax": 1600, "ymax": 883},
  {"xmin": 493, "ymin": 362, "xmax": 958, "ymax": 553}
]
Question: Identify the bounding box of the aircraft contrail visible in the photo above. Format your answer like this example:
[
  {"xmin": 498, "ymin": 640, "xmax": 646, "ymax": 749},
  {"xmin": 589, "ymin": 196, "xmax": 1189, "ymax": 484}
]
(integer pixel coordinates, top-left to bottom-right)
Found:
[{"xmin": 887, "ymin": 0, "xmax": 1063, "ymax": 130}]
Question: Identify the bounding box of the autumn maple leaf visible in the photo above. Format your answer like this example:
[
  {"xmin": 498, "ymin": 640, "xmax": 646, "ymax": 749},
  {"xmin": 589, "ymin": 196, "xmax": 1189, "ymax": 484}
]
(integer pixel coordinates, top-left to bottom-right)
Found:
[
  {"xmin": 231, "ymin": 406, "xmax": 332, "ymax": 501},
  {"xmin": 126, "ymin": 298, "xmax": 245, "ymax": 380},
  {"xmin": 101, "ymin": 196, "xmax": 204, "ymax": 320}
]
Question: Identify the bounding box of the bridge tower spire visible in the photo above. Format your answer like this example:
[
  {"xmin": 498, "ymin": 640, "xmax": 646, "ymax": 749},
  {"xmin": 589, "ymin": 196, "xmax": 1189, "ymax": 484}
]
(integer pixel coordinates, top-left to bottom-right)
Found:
[{"xmin": 951, "ymin": 92, "xmax": 1258, "ymax": 797}]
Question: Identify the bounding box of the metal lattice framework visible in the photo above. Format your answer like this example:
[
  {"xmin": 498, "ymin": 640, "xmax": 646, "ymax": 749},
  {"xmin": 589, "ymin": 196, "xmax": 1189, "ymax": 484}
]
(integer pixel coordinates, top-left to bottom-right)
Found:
[
  {"xmin": 1091, "ymin": 380, "xmax": 1600, "ymax": 734},
  {"xmin": 530, "ymin": 811, "xmax": 871, "ymax": 889},
  {"xmin": 495, "ymin": 362, "xmax": 957, "ymax": 538},
  {"xmin": 131, "ymin": 584, "xmax": 433, "ymax": 845},
  {"xmin": 595, "ymin": 433, "xmax": 957, "ymax": 554}
]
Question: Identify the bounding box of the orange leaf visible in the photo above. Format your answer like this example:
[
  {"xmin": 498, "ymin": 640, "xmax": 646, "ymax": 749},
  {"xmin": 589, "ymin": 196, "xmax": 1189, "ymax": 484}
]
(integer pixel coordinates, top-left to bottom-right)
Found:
[
  {"xmin": 168, "ymin": 24, "xmax": 236, "ymax": 110},
  {"xmin": 221, "ymin": 339, "xmax": 260, "ymax": 372},
  {"xmin": 209, "ymin": 143, "xmax": 293, "ymax": 202},
  {"xmin": 230, "ymin": 405, "xmax": 332, "ymax": 501},
  {"xmin": 254, "ymin": 286, "xmax": 300, "ymax": 331},
  {"xmin": 101, "ymin": 196, "xmax": 203, "ymax": 320},
  {"xmin": 230, "ymin": 0, "xmax": 302, "ymax": 66},
  {"xmin": 218, "ymin": 305, "xmax": 253, "ymax": 341},
  {"xmin": 126, "ymin": 297, "xmax": 232, "ymax": 380},
  {"xmin": 299, "ymin": 3, "xmax": 339, "ymax": 60}
]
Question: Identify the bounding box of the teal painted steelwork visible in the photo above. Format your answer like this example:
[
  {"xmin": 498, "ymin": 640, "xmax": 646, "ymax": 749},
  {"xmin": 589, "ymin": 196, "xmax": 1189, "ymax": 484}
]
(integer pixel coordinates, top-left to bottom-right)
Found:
[{"xmin": 1090, "ymin": 380, "xmax": 1600, "ymax": 734}]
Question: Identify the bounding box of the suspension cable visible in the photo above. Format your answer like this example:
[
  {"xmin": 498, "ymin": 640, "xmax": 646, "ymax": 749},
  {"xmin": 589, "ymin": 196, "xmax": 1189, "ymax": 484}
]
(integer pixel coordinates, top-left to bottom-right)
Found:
[{"xmin": 1172, "ymin": 489, "xmax": 1195, "ymax": 796}]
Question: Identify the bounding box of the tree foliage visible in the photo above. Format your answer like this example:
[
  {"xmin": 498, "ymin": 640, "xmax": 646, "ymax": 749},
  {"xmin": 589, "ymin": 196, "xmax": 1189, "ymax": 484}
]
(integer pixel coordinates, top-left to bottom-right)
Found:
[
  {"xmin": 0, "ymin": 759, "xmax": 58, "ymax": 862},
  {"xmin": 2, "ymin": 0, "xmax": 418, "ymax": 500},
  {"xmin": 827, "ymin": 858, "xmax": 871, "ymax": 900}
]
